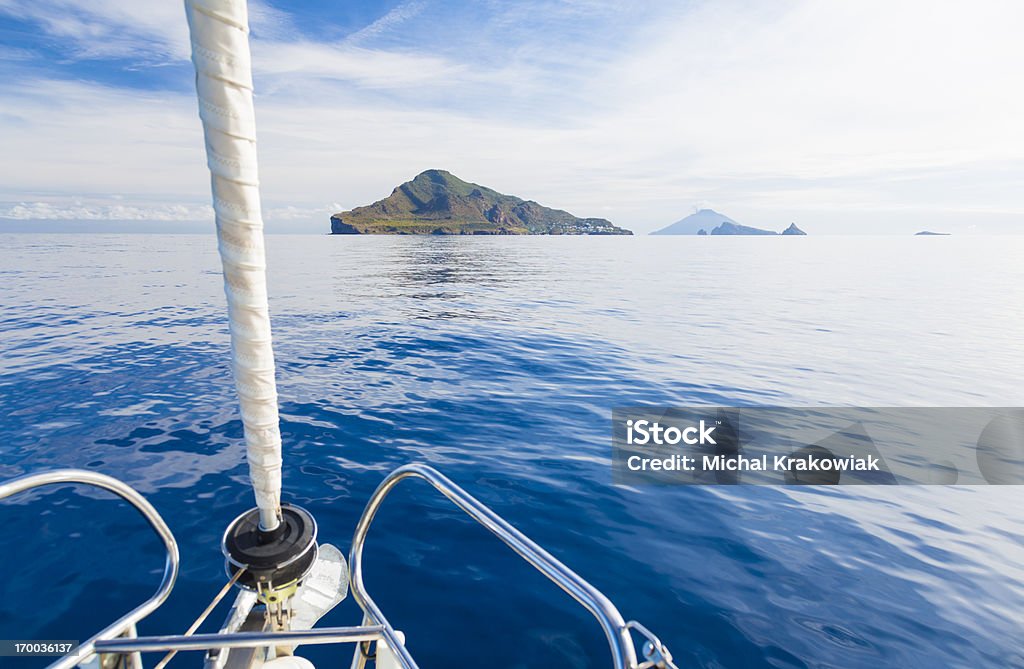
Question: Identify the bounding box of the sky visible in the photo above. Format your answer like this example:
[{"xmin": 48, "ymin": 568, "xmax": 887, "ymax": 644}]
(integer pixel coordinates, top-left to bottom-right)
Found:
[{"xmin": 0, "ymin": 0, "xmax": 1022, "ymax": 234}]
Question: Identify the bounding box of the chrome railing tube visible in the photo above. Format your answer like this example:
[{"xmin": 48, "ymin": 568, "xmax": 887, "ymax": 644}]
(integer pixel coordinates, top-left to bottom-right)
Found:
[
  {"xmin": 349, "ymin": 463, "xmax": 640, "ymax": 669},
  {"xmin": 0, "ymin": 469, "xmax": 180, "ymax": 669},
  {"xmin": 93, "ymin": 626, "xmax": 386, "ymax": 654}
]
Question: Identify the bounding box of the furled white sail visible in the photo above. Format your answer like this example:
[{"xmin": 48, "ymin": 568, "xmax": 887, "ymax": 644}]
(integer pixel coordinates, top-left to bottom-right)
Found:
[{"xmin": 183, "ymin": 0, "xmax": 281, "ymax": 530}]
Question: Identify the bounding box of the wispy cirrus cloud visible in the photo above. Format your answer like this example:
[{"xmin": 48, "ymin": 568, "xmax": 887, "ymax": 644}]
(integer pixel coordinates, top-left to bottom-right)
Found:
[
  {"xmin": 0, "ymin": 0, "xmax": 300, "ymax": 63},
  {"xmin": 0, "ymin": 0, "xmax": 189, "ymax": 62},
  {"xmin": 346, "ymin": 0, "xmax": 427, "ymax": 45}
]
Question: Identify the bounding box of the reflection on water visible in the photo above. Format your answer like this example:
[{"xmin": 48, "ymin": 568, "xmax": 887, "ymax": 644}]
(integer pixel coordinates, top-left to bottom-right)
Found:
[{"xmin": 1, "ymin": 234, "xmax": 1024, "ymax": 668}]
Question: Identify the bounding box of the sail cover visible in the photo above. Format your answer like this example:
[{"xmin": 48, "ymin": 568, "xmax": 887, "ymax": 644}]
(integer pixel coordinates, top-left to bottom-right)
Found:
[{"xmin": 184, "ymin": 0, "xmax": 282, "ymax": 530}]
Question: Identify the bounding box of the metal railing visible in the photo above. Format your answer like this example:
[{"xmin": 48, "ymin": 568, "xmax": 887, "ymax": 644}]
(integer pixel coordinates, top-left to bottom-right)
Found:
[
  {"xmin": 93, "ymin": 627, "xmax": 386, "ymax": 653},
  {"xmin": 348, "ymin": 463, "xmax": 642, "ymax": 669},
  {"xmin": 1, "ymin": 465, "xmax": 674, "ymax": 669},
  {"xmin": 0, "ymin": 469, "xmax": 180, "ymax": 669}
]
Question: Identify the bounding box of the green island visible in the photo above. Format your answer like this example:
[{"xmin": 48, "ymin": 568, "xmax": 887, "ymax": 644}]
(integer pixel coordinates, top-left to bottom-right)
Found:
[{"xmin": 330, "ymin": 169, "xmax": 632, "ymax": 235}]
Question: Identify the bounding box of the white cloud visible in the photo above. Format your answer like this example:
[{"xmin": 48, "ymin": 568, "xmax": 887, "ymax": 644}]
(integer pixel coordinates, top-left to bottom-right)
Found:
[
  {"xmin": 264, "ymin": 204, "xmax": 339, "ymax": 220},
  {"xmin": 590, "ymin": 0, "xmax": 1024, "ymax": 178},
  {"xmin": 253, "ymin": 41, "xmax": 468, "ymax": 89},
  {"xmin": 0, "ymin": 0, "xmax": 296, "ymax": 63},
  {"xmin": 0, "ymin": 78, "xmax": 208, "ymax": 198},
  {"xmin": 0, "ymin": 0, "xmax": 189, "ymax": 61},
  {"xmin": 0, "ymin": 200, "xmax": 338, "ymax": 225},
  {"xmin": 0, "ymin": 201, "xmax": 213, "ymax": 220}
]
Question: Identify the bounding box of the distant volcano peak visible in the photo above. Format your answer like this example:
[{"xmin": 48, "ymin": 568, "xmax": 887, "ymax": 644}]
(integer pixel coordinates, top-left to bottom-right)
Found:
[{"xmin": 651, "ymin": 209, "xmax": 741, "ymax": 235}]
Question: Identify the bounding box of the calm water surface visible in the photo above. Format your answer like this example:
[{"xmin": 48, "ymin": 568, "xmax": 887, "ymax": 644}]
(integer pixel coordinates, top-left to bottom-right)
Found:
[{"xmin": 1, "ymin": 234, "xmax": 1023, "ymax": 668}]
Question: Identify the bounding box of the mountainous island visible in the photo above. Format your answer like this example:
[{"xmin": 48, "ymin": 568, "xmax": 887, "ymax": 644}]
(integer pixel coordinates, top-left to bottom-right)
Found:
[
  {"xmin": 915, "ymin": 231, "xmax": 950, "ymax": 236},
  {"xmin": 651, "ymin": 209, "xmax": 807, "ymax": 235},
  {"xmin": 330, "ymin": 170, "xmax": 631, "ymax": 235}
]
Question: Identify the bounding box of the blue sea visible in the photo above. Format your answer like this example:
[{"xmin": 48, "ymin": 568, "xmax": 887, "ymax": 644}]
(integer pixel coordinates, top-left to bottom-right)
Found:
[{"xmin": 2, "ymin": 233, "xmax": 1023, "ymax": 669}]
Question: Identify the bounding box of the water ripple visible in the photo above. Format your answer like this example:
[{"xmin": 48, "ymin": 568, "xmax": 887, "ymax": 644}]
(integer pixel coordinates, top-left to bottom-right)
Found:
[{"xmin": 1, "ymin": 234, "xmax": 1023, "ymax": 668}]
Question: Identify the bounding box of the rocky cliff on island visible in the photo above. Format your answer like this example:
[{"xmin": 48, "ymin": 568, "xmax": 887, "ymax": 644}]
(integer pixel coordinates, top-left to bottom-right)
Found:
[
  {"xmin": 330, "ymin": 170, "xmax": 632, "ymax": 235},
  {"xmin": 709, "ymin": 221, "xmax": 777, "ymax": 235}
]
